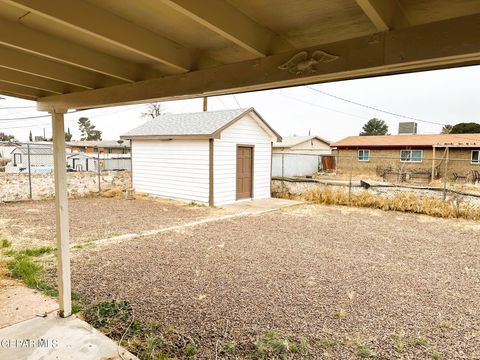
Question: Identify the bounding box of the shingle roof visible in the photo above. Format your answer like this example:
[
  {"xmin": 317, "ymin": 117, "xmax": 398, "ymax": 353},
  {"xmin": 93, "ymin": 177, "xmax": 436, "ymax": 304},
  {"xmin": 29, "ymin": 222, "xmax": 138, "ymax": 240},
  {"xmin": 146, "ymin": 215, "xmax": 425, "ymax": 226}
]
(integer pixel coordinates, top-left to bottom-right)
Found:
[
  {"xmin": 122, "ymin": 108, "xmax": 249, "ymax": 138},
  {"xmin": 273, "ymin": 135, "xmax": 330, "ymax": 148},
  {"xmin": 12, "ymin": 145, "xmax": 53, "ymax": 155},
  {"xmin": 331, "ymin": 134, "xmax": 480, "ymax": 148}
]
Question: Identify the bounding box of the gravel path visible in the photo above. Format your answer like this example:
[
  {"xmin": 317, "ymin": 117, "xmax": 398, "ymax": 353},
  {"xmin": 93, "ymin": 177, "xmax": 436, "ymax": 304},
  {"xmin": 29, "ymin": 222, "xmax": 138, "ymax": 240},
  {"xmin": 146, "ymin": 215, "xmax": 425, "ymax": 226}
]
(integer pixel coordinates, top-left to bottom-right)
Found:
[
  {"xmin": 0, "ymin": 197, "xmax": 219, "ymax": 249},
  {"xmin": 69, "ymin": 204, "xmax": 480, "ymax": 359}
]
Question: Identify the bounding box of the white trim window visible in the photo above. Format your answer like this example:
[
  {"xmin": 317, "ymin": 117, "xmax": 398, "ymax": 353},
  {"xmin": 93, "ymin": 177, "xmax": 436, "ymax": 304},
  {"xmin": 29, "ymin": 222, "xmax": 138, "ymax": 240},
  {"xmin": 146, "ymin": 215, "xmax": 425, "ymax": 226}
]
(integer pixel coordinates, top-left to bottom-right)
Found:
[
  {"xmin": 472, "ymin": 150, "xmax": 480, "ymax": 164},
  {"xmin": 400, "ymin": 149, "xmax": 423, "ymax": 163},
  {"xmin": 358, "ymin": 149, "xmax": 370, "ymax": 161}
]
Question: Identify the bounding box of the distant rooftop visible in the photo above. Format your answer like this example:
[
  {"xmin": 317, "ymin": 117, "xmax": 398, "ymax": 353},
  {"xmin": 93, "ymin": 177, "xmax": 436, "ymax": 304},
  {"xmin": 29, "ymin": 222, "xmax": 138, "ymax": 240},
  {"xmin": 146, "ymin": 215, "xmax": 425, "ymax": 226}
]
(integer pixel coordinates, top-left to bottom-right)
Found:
[
  {"xmin": 331, "ymin": 134, "xmax": 480, "ymax": 148},
  {"xmin": 67, "ymin": 140, "xmax": 130, "ymax": 148},
  {"xmin": 273, "ymin": 135, "xmax": 330, "ymax": 148}
]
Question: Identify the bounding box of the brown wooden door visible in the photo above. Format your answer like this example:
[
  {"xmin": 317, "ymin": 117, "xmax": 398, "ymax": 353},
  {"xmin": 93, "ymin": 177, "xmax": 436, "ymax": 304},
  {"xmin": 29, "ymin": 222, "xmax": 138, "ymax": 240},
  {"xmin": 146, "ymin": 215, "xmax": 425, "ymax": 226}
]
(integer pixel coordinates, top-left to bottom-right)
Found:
[{"xmin": 236, "ymin": 146, "xmax": 253, "ymax": 200}]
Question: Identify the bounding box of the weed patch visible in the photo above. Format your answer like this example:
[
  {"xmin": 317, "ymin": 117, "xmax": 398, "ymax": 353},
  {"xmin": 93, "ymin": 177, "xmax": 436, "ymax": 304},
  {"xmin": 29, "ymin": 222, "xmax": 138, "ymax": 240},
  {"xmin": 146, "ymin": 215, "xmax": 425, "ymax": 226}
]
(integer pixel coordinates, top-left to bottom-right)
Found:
[
  {"xmin": 275, "ymin": 186, "xmax": 480, "ymax": 220},
  {"xmin": 1, "ymin": 239, "xmax": 12, "ymax": 248}
]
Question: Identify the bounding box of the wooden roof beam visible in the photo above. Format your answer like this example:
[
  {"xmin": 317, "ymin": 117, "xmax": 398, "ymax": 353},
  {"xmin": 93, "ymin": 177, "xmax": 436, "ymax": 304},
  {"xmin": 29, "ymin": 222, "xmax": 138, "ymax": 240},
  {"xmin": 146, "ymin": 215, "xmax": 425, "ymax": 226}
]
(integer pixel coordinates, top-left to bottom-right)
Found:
[
  {"xmin": 0, "ymin": 46, "xmax": 123, "ymax": 89},
  {"xmin": 37, "ymin": 14, "xmax": 480, "ymax": 112},
  {"xmin": 0, "ymin": 18, "xmax": 155, "ymax": 83},
  {"xmin": 160, "ymin": 0, "xmax": 292, "ymax": 56},
  {"xmin": 0, "ymin": 68, "xmax": 83, "ymax": 94},
  {"xmin": 3, "ymin": 0, "xmax": 195, "ymax": 72},
  {"xmin": 0, "ymin": 81, "xmax": 54, "ymax": 99},
  {"xmin": 355, "ymin": 0, "xmax": 409, "ymax": 31}
]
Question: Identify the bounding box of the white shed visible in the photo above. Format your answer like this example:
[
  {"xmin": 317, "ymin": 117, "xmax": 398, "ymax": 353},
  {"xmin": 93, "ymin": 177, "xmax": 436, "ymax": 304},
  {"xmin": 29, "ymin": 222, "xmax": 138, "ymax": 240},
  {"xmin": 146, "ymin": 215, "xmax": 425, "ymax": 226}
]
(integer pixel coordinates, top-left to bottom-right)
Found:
[{"xmin": 122, "ymin": 108, "xmax": 281, "ymax": 206}]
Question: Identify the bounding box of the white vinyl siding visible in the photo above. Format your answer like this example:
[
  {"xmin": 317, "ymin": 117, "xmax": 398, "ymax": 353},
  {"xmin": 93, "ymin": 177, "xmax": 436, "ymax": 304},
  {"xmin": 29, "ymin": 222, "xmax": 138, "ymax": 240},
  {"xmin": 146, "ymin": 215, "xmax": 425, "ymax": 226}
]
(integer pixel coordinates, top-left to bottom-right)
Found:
[
  {"xmin": 213, "ymin": 113, "xmax": 272, "ymax": 206},
  {"xmin": 132, "ymin": 139, "xmax": 209, "ymax": 203}
]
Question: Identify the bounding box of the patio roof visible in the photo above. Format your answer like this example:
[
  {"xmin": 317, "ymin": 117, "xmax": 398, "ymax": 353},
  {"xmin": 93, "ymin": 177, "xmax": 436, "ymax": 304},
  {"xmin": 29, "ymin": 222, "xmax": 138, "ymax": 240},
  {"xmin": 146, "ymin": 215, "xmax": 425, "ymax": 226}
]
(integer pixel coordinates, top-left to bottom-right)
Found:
[{"xmin": 0, "ymin": 0, "xmax": 478, "ymax": 111}]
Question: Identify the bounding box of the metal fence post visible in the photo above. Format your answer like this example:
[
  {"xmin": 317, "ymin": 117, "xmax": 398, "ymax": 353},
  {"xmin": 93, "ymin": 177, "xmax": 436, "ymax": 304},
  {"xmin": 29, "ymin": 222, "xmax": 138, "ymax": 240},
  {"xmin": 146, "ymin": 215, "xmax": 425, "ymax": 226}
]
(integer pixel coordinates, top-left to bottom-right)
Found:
[
  {"xmin": 27, "ymin": 143, "xmax": 32, "ymax": 199},
  {"xmin": 97, "ymin": 151, "xmax": 101, "ymax": 193},
  {"xmin": 348, "ymin": 155, "xmax": 353, "ymax": 204},
  {"xmin": 443, "ymin": 157, "xmax": 449, "ymax": 201}
]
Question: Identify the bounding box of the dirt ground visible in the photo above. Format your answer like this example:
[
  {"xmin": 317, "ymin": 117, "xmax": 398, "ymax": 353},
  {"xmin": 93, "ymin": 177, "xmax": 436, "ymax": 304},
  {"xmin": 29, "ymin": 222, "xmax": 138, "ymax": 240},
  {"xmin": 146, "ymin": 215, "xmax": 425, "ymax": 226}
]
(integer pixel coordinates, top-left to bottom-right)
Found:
[
  {"xmin": 0, "ymin": 197, "xmax": 221, "ymax": 249},
  {"xmin": 63, "ymin": 204, "xmax": 480, "ymax": 359}
]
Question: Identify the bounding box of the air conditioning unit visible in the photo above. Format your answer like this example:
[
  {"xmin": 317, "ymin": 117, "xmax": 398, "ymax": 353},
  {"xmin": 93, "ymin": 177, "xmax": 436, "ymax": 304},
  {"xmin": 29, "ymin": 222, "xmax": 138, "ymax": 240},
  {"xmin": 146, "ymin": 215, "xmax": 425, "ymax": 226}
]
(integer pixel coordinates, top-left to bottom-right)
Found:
[{"xmin": 398, "ymin": 122, "xmax": 418, "ymax": 135}]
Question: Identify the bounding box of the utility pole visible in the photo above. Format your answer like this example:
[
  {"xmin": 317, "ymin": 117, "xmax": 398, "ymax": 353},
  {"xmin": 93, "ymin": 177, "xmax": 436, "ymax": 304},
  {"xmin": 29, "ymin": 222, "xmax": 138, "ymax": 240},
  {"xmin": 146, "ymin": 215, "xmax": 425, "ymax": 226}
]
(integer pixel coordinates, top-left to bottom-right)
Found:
[{"xmin": 203, "ymin": 97, "xmax": 207, "ymax": 112}]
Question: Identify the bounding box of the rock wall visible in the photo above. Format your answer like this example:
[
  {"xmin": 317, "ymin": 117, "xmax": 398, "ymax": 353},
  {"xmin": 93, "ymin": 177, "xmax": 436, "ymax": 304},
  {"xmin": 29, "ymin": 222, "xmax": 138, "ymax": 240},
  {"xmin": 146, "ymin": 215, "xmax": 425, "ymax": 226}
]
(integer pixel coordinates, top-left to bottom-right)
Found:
[{"xmin": 0, "ymin": 171, "xmax": 131, "ymax": 202}]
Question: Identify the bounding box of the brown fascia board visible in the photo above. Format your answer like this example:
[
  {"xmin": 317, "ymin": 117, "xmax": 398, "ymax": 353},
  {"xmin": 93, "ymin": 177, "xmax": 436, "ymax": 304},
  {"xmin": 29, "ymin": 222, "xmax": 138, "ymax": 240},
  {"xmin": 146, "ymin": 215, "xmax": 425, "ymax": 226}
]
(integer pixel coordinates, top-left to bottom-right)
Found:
[
  {"xmin": 334, "ymin": 145, "xmax": 433, "ymax": 150},
  {"xmin": 211, "ymin": 107, "xmax": 282, "ymax": 142}
]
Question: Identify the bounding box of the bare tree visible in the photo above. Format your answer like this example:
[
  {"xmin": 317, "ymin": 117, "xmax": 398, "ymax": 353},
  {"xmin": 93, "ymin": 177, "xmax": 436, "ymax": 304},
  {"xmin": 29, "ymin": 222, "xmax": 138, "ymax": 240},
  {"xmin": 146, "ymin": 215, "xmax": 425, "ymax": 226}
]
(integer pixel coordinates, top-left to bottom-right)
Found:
[{"xmin": 141, "ymin": 102, "xmax": 164, "ymax": 119}]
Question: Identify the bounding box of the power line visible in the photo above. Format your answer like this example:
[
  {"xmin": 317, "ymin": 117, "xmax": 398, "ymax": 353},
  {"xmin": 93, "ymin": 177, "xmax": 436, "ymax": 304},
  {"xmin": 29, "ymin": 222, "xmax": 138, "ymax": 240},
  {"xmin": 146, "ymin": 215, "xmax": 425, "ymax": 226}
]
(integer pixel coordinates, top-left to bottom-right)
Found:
[
  {"xmin": 305, "ymin": 85, "xmax": 447, "ymax": 127},
  {"xmin": 232, "ymin": 94, "xmax": 242, "ymax": 109},
  {"xmin": 0, "ymin": 106, "xmax": 37, "ymax": 110}
]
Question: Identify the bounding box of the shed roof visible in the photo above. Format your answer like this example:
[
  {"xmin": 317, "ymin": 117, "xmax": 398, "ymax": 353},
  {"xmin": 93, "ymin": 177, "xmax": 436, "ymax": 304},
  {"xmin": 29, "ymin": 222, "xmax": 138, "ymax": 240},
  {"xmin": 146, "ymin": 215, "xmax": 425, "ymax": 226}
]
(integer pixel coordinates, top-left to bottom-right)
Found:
[
  {"xmin": 273, "ymin": 136, "xmax": 330, "ymax": 148},
  {"xmin": 121, "ymin": 108, "xmax": 281, "ymax": 141},
  {"xmin": 331, "ymin": 134, "xmax": 480, "ymax": 148}
]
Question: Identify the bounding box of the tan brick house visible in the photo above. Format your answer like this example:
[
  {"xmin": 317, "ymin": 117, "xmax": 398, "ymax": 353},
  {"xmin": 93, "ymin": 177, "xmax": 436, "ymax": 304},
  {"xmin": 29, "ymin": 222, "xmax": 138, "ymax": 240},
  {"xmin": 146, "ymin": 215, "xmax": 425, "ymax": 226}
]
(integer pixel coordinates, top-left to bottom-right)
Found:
[{"xmin": 331, "ymin": 134, "xmax": 480, "ymax": 182}]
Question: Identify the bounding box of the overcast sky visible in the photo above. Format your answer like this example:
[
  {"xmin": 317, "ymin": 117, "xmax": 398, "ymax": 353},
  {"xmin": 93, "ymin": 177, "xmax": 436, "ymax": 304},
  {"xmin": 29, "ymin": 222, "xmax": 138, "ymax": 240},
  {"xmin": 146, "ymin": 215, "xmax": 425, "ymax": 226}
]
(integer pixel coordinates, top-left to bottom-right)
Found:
[{"xmin": 1, "ymin": 64, "xmax": 479, "ymax": 143}]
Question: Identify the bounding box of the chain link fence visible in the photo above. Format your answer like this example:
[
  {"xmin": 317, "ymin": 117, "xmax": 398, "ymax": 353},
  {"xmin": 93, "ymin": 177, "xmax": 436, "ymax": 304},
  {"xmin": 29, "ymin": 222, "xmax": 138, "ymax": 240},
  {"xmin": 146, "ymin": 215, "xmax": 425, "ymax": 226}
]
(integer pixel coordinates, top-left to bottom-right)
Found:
[
  {"xmin": 0, "ymin": 142, "xmax": 132, "ymax": 201},
  {"xmin": 272, "ymin": 152, "xmax": 480, "ymax": 206}
]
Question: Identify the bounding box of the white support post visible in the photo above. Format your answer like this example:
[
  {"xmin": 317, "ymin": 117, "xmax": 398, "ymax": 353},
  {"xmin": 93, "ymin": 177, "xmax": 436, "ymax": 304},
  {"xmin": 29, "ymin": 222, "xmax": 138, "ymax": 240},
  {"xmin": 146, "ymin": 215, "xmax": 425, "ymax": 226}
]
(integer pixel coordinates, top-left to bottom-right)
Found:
[{"xmin": 51, "ymin": 111, "xmax": 72, "ymax": 318}]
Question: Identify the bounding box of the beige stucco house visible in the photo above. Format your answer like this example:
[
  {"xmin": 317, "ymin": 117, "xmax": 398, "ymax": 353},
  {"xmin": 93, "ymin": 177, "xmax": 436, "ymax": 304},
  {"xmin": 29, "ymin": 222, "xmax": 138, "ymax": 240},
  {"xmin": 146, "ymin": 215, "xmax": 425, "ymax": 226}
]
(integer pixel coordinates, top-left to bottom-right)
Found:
[{"xmin": 331, "ymin": 134, "xmax": 480, "ymax": 181}]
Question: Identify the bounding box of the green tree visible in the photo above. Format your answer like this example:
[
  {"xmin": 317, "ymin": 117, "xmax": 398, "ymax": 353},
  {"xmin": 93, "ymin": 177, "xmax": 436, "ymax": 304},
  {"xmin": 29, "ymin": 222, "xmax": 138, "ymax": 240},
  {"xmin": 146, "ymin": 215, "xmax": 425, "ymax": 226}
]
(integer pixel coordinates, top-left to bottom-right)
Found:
[
  {"xmin": 29, "ymin": 130, "xmax": 33, "ymax": 142},
  {"xmin": 449, "ymin": 122, "xmax": 480, "ymax": 134},
  {"xmin": 0, "ymin": 132, "xmax": 16, "ymax": 141},
  {"xmin": 441, "ymin": 124, "xmax": 453, "ymax": 134},
  {"xmin": 65, "ymin": 127, "xmax": 73, "ymax": 141},
  {"xmin": 78, "ymin": 117, "xmax": 102, "ymax": 141},
  {"xmin": 360, "ymin": 118, "xmax": 389, "ymax": 136}
]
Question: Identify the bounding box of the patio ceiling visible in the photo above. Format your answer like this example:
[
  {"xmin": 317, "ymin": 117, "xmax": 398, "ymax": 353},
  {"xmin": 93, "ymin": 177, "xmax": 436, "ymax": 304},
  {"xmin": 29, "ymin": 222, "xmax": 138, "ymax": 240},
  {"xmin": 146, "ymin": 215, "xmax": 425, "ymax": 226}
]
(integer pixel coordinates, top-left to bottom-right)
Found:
[{"xmin": 0, "ymin": 0, "xmax": 478, "ymax": 112}]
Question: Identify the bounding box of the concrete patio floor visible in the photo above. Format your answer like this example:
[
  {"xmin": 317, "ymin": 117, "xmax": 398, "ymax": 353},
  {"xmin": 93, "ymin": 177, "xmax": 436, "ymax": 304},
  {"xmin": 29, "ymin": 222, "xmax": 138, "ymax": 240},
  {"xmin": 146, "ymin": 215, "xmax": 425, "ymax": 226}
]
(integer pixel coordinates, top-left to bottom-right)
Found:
[
  {"xmin": 221, "ymin": 197, "xmax": 302, "ymax": 214},
  {"xmin": 0, "ymin": 311, "xmax": 137, "ymax": 360}
]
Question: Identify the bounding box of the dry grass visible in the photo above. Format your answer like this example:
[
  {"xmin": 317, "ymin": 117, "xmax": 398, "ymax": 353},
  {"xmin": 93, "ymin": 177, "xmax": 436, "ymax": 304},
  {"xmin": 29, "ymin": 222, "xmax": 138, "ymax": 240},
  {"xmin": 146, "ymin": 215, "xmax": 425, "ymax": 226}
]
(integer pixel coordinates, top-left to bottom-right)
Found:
[{"xmin": 276, "ymin": 186, "xmax": 480, "ymax": 220}]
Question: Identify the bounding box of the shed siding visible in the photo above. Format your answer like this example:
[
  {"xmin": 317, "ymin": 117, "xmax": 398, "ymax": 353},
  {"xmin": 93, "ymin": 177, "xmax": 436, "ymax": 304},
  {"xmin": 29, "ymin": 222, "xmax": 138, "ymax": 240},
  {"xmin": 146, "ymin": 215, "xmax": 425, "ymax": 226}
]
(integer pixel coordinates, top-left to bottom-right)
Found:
[
  {"xmin": 132, "ymin": 139, "xmax": 209, "ymax": 203},
  {"xmin": 214, "ymin": 114, "xmax": 272, "ymax": 205}
]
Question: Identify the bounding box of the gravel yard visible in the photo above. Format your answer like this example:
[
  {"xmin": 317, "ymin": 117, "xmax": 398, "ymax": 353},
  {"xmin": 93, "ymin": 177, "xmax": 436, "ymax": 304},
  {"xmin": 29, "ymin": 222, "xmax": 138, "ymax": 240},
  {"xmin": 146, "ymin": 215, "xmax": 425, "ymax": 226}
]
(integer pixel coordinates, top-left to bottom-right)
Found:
[
  {"xmin": 67, "ymin": 204, "xmax": 480, "ymax": 359},
  {"xmin": 0, "ymin": 197, "xmax": 221, "ymax": 249}
]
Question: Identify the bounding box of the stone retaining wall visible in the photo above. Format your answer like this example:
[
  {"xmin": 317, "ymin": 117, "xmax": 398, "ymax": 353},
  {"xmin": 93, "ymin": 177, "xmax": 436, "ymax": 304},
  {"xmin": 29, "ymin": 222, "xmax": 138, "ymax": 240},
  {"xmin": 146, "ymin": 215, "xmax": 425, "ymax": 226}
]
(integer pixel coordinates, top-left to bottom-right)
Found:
[
  {"xmin": 0, "ymin": 171, "xmax": 130, "ymax": 202},
  {"xmin": 272, "ymin": 179, "xmax": 480, "ymax": 207}
]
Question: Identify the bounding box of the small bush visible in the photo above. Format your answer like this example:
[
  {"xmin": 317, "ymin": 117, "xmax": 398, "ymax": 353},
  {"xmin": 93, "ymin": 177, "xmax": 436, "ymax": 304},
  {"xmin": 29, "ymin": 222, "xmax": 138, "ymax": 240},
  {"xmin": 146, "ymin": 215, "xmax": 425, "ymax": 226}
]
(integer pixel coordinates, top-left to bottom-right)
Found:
[{"xmin": 1, "ymin": 239, "xmax": 12, "ymax": 248}]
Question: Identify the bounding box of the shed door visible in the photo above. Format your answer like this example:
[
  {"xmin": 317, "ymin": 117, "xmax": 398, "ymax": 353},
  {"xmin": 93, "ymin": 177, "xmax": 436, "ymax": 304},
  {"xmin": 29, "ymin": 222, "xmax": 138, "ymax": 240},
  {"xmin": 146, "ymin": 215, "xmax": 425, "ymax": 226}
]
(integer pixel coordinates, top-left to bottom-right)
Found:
[{"xmin": 236, "ymin": 146, "xmax": 253, "ymax": 200}]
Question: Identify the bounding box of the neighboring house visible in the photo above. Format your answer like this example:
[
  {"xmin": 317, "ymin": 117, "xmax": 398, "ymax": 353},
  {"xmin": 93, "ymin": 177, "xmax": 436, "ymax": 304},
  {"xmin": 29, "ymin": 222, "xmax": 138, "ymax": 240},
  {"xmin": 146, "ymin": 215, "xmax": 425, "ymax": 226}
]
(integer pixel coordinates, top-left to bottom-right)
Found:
[
  {"xmin": 67, "ymin": 153, "xmax": 131, "ymax": 172},
  {"xmin": 121, "ymin": 108, "xmax": 281, "ymax": 206},
  {"xmin": 66, "ymin": 140, "xmax": 130, "ymax": 154},
  {"xmin": 7, "ymin": 144, "xmax": 54, "ymax": 173},
  {"xmin": 272, "ymin": 136, "xmax": 331, "ymax": 177},
  {"xmin": 272, "ymin": 135, "xmax": 331, "ymax": 155},
  {"xmin": 331, "ymin": 134, "xmax": 480, "ymax": 180}
]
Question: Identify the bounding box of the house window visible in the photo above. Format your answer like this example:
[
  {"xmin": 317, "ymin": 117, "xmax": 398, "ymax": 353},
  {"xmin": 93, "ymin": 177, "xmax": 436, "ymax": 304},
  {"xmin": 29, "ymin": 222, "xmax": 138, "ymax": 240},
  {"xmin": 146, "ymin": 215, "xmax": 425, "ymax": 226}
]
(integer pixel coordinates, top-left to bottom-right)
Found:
[
  {"xmin": 400, "ymin": 150, "xmax": 423, "ymax": 163},
  {"xmin": 472, "ymin": 150, "xmax": 480, "ymax": 164},
  {"xmin": 358, "ymin": 149, "xmax": 370, "ymax": 161}
]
